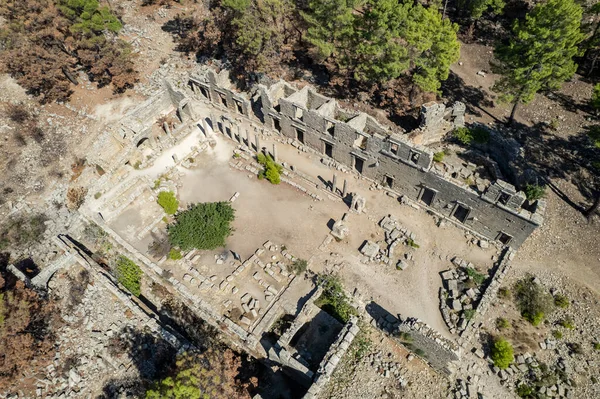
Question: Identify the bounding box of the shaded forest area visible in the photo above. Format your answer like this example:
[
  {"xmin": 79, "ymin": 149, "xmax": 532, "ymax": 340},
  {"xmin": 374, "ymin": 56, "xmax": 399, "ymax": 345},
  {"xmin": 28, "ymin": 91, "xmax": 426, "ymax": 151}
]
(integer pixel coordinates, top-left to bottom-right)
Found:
[{"xmin": 0, "ymin": 0, "xmax": 138, "ymax": 103}]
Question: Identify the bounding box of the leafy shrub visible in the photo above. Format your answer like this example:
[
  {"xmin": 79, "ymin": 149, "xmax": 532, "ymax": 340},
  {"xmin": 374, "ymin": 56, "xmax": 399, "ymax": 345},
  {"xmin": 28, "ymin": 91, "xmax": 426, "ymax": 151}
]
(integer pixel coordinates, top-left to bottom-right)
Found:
[
  {"xmin": 168, "ymin": 202, "xmax": 235, "ymax": 251},
  {"xmin": 591, "ymin": 83, "xmax": 600, "ymax": 111},
  {"xmin": 157, "ymin": 191, "xmax": 179, "ymax": 215},
  {"xmin": 553, "ymin": 294, "xmax": 569, "ymax": 308},
  {"xmin": 588, "ymin": 125, "xmax": 600, "ymax": 148},
  {"xmin": 593, "ymin": 342, "xmax": 600, "ymax": 350},
  {"xmin": 398, "ymin": 332, "xmax": 413, "ymax": 343},
  {"xmin": 490, "ymin": 337, "xmax": 514, "ymax": 369},
  {"xmin": 406, "ymin": 238, "xmax": 420, "ymax": 248},
  {"xmin": 315, "ymin": 273, "xmax": 356, "ymax": 323},
  {"xmin": 289, "ymin": 259, "xmax": 308, "ymax": 275},
  {"xmin": 352, "ymin": 332, "xmax": 372, "ymax": 360},
  {"xmin": 433, "ymin": 151, "xmax": 445, "ymax": 162},
  {"xmin": 524, "ymin": 184, "xmax": 546, "ymax": 201},
  {"xmin": 559, "ymin": 317, "xmax": 575, "ymax": 330},
  {"xmin": 464, "ymin": 309, "xmax": 476, "ymax": 320},
  {"xmin": 514, "ymin": 275, "xmax": 553, "ymax": 326},
  {"xmin": 516, "ymin": 383, "xmax": 534, "ymax": 398},
  {"xmin": 453, "ymin": 126, "xmax": 490, "ymax": 145},
  {"xmin": 552, "ymin": 330, "xmax": 563, "ymax": 339},
  {"xmin": 497, "ymin": 318, "xmax": 510, "ymax": 329},
  {"xmin": 414, "ymin": 348, "xmax": 426, "ymax": 357},
  {"xmin": 257, "ymin": 153, "xmax": 282, "ymax": 184},
  {"xmin": 465, "ymin": 267, "xmax": 487, "ymax": 285},
  {"xmin": 498, "ymin": 287, "xmax": 511, "ymax": 299},
  {"xmin": 94, "ymin": 192, "xmax": 102, "ymax": 199},
  {"xmin": 168, "ymin": 248, "xmax": 182, "ymax": 260},
  {"xmin": 115, "ymin": 256, "xmax": 142, "ymax": 297},
  {"xmin": 549, "ymin": 119, "xmax": 559, "ymax": 131}
]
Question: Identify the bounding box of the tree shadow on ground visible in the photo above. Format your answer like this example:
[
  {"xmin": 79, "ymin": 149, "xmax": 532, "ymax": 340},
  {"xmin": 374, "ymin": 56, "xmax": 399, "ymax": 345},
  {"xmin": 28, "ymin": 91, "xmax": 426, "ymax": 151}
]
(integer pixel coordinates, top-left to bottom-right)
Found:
[
  {"xmin": 545, "ymin": 91, "xmax": 595, "ymax": 116},
  {"xmin": 506, "ymin": 120, "xmax": 600, "ymax": 213},
  {"xmin": 442, "ymin": 72, "xmax": 500, "ymax": 122},
  {"xmin": 99, "ymin": 326, "xmax": 178, "ymax": 398}
]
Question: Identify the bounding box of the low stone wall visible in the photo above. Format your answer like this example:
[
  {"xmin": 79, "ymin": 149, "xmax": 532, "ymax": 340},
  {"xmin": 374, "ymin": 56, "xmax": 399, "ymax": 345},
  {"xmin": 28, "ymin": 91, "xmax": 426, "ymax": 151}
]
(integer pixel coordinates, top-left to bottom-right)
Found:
[
  {"xmin": 397, "ymin": 317, "xmax": 460, "ymax": 375},
  {"xmin": 458, "ymin": 248, "xmax": 514, "ymax": 344},
  {"xmin": 303, "ymin": 316, "xmax": 359, "ymax": 399}
]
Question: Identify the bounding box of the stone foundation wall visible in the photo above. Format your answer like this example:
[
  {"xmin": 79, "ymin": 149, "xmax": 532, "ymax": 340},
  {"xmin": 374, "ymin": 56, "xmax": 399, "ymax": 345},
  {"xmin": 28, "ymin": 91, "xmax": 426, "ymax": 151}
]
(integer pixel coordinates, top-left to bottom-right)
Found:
[{"xmin": 303, "ymin": 316, "xmax": 359, "ymax": 399}]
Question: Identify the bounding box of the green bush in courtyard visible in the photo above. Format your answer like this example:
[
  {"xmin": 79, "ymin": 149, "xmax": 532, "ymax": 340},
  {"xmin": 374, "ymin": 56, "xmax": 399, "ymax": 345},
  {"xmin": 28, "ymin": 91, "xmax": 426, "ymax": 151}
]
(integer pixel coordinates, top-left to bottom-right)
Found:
[
  {"xmin": 289, "ymin": 259, "xmax": 308, "ymax": 275},
  {"xmin": 315, "ymin": 273, "xmax": 356, "ymax": 323},
  {"xmin": 168, "ymin": 248, "xmax": 183, "ymax": 260},
  {"xmin": 257, "ymin": 153, "xmax": 283, "ymax": 184},
  {"xmin": 168, "ymin": 202, "xmax": 235, "ymax": 251},
  {"xmin": 115, "ymin": 256, "xmax": 142, "ymax": 296},
  {"xmin": 157, "ymin": 191, "xmax": 179, "ymax": 215}
]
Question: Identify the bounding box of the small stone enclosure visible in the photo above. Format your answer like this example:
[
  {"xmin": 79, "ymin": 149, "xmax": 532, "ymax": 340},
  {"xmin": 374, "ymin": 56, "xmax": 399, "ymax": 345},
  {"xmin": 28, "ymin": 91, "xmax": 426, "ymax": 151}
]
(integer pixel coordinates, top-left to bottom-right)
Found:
[{"xmin": 188, "ymin": 68, "xmax": 544, "ymax": 248}]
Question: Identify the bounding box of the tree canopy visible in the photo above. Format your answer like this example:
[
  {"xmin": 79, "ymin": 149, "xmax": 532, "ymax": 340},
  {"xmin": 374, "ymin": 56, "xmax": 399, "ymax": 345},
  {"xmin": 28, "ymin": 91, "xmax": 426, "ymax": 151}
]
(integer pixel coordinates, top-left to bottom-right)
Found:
[
  {"xmin": 167, "ymin": 202, "xmax": 235, "ymax": 251},
  {"xmin": 0, "ymin": 0, "xmax": 137, "ymax": 103},
  {"xmin": 492, "ymin": 0, "xmax": 585, "ymax": 124},
  {"xmin": 145, "ymin": 349, "xmax": 251, "ymax": 399},
  {"xmin": 302, "ymin": 0, "xmax": 459, "ymax": 95}
]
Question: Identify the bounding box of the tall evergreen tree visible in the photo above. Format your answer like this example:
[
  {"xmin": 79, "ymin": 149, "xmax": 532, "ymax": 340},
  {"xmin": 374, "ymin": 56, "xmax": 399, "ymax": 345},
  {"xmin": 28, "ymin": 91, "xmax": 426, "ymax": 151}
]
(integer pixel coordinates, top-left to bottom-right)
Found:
[
  {"xmin": 459, "ymin": 0, "xmax": 504, "ymax": 19},
  {"xmin": 492, "ymin": 0, "xmax": 585, "ymax": 125},
  {"xmin": 301, "ymin": 0, "xmax": 359, "ymax": 70},
  {"xmin": 352, "ymin": 0, "xmax": 410, "ymax": 83},
  {"xmin": 404, "ymin": 4, "xmax": 460, "ymax": 100}
]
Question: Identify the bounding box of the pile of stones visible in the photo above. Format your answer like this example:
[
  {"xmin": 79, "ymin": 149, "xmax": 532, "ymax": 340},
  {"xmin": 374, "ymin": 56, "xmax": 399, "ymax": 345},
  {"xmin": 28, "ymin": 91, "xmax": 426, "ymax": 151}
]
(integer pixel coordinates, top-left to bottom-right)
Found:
[
  {"xmin": 358, "ymin": 215, "xmax": 418, "ymax": 270},
  {"xmin": 366, "ymin": 351, "xmax": 408, "ymax": 386},
  {"xmin": 439, "ymin": 257, "xmax": 488, "ymax": 334},
  {"xmin": 491, "ymin": 353, "xmax": 574, "ymax": 398}
]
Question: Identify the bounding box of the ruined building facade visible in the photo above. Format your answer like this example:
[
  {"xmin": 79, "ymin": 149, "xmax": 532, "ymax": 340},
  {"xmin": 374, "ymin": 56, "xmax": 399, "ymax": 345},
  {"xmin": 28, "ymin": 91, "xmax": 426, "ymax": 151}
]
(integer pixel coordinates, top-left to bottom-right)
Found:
[{"xmin": 185, "ymin": 69, "xmax": 543, "ymax": 248}]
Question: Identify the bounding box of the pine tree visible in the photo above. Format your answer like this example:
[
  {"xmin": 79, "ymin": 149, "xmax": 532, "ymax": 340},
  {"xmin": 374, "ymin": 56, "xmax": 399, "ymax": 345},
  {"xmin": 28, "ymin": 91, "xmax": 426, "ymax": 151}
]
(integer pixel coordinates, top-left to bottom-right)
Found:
[
  {"xmin": 222, "ymin": 0, "xmax": 297, "ymax": 73},
  {"xmin": 301, "ymin": 0, "xmax": 359, "ymax": 68},
  {"xmin": 352, "ymin": 0, "xmax": 410, "ymax": 83},
  {"xmin": 404, "ymin": 4, "xmax": 460, "ymax": 99},
  {"xmin": 492, "ymin": 0, "xmax": 585, "ymax": 125},
  {"xmin": 459, "ymin": 0, "xmax": 504, "ymax": 19}
]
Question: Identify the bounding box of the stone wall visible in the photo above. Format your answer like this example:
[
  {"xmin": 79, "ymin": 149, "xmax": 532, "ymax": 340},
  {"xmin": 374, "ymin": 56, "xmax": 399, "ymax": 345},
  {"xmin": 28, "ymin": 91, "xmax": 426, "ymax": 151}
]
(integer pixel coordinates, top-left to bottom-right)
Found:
[
  {"xmin": 303, "ymin": 316, "xmax": 360, "ymax": 399},
  {"xmin": 187, "ymin": 68, "xmax": 543, "ymax": 248},
  {"xmin": 397, "ymin": 317, "xmax": 460, "ymax": 374}
]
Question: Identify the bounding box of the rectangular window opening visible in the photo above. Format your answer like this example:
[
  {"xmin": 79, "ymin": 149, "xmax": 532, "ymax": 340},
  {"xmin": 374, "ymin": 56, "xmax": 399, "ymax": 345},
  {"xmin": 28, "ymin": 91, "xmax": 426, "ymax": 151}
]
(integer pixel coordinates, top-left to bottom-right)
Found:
[
  {"xmin": 390, "ymin": 143, "xmax": 399, "ymax": 156},
  {"xmin": 326, "ymin": 122, "xmax": 335, "ymax": 137},
  {"xmin": 234, "ymin": 100, "xmax": 243, "ymax": 114},
  {"xmin": 324, "ymin": 142, "xmax": 333, "ymax": 158},
  {"xmin": 296, "ymin": 128, "xmax": 305, "ymax": 144},
  {"xmin": 410, "ymin": 151, "xmax": 420, "ymax": 164},
  {"xmin": 498, "ymin": 192, "xmax": 511, "ymax": 205},
  {"xmin": 385, "ymin": 175, "xmax": 394, "ymax": 188},
  {"xmin": 354, "ymin": 134, "xmax": 368, "ymax": 150},
  {"xmin": 420, "ymin": 187, "xmax": 436, "ymax": 206},
  {"xmin": 452, "ymin": 204, "xmax": 470, "ymax": 223},
  {"xmin": 354, "ymin": 157, "xmax": 364, "ymax": 174},
  {"xmin": 199, "ymin": 86, "xmax": 209, "ymax": 99},
  {"xmin": 273, "ymin": 118, "xmax": 281, "ymax": 132},
  {"xmin": 497, "ymin": 232, "xmax": 513, "ymax": 245},
  {"xmin": 219, "ymin": 93, "xmax": 228, "ymax": 107}
]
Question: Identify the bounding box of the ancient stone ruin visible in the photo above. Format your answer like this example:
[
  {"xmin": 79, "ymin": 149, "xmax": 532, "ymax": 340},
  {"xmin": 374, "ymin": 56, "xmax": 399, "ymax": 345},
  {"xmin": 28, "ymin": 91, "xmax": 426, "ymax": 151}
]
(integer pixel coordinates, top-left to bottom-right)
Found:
[{"xmin": 186, "ymin": 68, "xmax": 544, "ymax": 247}]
